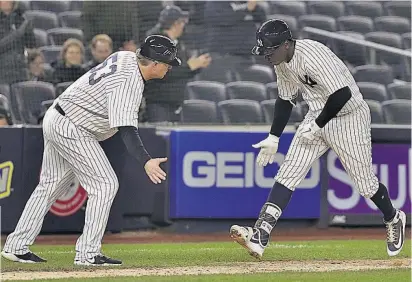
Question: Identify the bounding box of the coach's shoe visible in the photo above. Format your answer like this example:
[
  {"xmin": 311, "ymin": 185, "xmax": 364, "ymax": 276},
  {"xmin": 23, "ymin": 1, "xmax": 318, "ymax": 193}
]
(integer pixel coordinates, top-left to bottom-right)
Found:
[
  {"xmin": 74, "ymin": 254, "xmax": 122, "ymax": 266},
  {"xmin": 384, "ymin": 209, "xmax": 406, "ymax": 256},
  {"xmin": 1, "ymin": 251, "xmax": 47, "ymax": 263},
  {"xmin": 230, "ymin": 225, "xmax": 266, "ymax": 260}
]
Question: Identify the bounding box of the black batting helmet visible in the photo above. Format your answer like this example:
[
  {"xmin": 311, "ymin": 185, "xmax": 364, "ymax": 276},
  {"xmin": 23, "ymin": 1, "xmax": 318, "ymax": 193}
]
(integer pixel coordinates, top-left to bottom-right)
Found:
[
  {"xmin": 138, "ymin": 35, "xmax": 182, "ymax": 66},
  {"xmin": 252, "ymin": 19, "xmax": 292, "ymax": 56}
]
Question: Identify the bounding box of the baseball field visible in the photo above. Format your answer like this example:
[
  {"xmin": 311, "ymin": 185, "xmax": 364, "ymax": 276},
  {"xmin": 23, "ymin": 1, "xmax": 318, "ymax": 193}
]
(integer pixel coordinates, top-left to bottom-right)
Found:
[{"xmin": 1, "ymin": 228, "xmax": 411, "ymax": 281}]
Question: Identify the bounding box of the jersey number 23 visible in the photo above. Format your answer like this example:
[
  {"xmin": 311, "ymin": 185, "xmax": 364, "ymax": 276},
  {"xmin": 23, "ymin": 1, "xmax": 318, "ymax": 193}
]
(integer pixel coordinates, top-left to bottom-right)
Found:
[{"xmin": 88, "ymin": 53, "xmax": 118, "ymax": 85}]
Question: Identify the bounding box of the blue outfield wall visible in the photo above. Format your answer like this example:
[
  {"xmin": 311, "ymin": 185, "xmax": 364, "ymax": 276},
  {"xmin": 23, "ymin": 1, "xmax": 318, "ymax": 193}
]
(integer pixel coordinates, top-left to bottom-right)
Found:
[{"xmin": 0, "ymin": 125, "xmax": 410, "ymax": 233}]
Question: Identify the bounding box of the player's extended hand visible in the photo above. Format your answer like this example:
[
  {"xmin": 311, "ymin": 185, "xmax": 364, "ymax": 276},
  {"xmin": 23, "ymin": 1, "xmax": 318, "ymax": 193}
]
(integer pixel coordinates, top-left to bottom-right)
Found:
[
  {"xmin": 144, "ymin": 158, "xmax": 167, "ymax": 184},
  {"xmin": 252, "ymin": 134, "xmax": 279, "ymax": 167},
  {"xmin": 299, "ymin": 120, "xmax": 321, "ymax": 141}
]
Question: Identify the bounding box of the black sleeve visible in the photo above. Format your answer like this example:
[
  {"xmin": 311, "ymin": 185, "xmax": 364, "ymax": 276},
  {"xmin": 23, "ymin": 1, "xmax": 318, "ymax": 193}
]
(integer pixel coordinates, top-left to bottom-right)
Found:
[
  {"xmin": 315, "ymin": 86, "xmax": 352, "ymax": 128},
  {"xmin": 118, "ymin": 126, "xmax": 151, "ymax": 166},
  {"xmin": 270, "ymin": 97, "xmax": 294, "ymax": 137}
]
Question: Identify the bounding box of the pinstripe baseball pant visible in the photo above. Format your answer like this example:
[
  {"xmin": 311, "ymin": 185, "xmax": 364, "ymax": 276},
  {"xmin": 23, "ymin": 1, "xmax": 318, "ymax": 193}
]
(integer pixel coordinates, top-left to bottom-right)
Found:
[
  {"xmin": 275, "ymin": 101, "xmax": 379, "ymax": 198},
  {"xmin": 3, "ymin": 104, "xmax": 118, "ymax": 261}
]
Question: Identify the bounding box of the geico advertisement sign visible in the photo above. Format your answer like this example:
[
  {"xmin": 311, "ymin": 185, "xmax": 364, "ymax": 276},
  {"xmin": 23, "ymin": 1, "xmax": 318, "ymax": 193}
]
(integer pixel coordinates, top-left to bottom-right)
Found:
[
  {"xmin": 182, "ymin": 151, "xmax": 320, "ymax": 189},
  {"xmin": 327, "ymin": 149, "xmax": 410, "ymax": 211}
]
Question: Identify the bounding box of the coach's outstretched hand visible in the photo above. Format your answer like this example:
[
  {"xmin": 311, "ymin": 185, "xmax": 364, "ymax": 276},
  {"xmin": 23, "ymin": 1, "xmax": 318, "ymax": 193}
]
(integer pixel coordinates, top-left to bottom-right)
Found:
[
  {"xmin": 144, "ymin": 158, "xmax": 167, "ymax": 184},
  {"xmin": 252, "ymin": 134, "xmax": 279, "ymax": 167}
]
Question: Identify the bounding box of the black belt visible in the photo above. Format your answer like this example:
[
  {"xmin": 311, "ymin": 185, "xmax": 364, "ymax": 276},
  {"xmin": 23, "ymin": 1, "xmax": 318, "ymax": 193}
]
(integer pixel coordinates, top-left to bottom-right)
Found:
[{"xmin": 55, "ymin": 103, "xmax": 66, "ymax": 116}]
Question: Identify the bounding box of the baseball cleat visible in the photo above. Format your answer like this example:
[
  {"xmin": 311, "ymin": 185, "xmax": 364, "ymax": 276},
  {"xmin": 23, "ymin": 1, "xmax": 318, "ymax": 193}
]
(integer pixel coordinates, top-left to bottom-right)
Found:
[
  {"xmin": 384, "ymin": 209, "xmax": 406, "ymax": 256},
  {"xmin": 74, "ymin": 254, "xmax": 122, "ymax": 266},
  {"xmin": 1, "ymin": 251, "xmax": 47, "ymax": 263},
  {"xmin": 230, "ymin": 225, "xmax": 265, "ymax": 260}
]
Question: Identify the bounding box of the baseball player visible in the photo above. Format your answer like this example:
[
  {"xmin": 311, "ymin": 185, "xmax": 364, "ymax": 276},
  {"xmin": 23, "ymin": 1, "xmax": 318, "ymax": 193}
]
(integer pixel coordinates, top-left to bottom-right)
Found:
[
  {"xmin": 1, "ymin": 35, "xmax": 181, "ymax": 265},
  {"xmin": 230, "ymin": 19, "xmax": 406, "ymax": 259}
]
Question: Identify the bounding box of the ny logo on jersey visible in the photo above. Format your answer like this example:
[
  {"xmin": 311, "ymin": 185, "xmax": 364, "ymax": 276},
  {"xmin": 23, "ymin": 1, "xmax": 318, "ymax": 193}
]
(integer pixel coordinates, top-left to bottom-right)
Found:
[{"xmin": 299, "ymin": 75, "xmax": 317, "ymax": 88}]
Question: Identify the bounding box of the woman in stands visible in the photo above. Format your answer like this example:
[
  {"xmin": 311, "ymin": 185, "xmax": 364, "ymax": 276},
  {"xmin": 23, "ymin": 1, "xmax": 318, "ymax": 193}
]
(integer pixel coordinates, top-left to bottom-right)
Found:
[{"xmin": 51, "ymin": 38, "xmax": 86, "ymax": 84}]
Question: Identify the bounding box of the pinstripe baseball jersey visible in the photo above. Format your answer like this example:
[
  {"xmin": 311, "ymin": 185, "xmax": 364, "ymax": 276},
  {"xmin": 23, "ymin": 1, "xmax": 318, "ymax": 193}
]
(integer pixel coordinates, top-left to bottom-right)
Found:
[
  {"xmin": 274, "ymin": 39, "xmax": 364, "ymax": 116},
  {"xmin": 58, "ymin": 51, "xmax": 144, "ymax": 141}
]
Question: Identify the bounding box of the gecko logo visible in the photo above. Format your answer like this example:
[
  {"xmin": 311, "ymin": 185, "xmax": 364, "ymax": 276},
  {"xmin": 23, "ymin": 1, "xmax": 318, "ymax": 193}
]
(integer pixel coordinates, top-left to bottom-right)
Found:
[
  {"xmin": 49, "ymin": 176, "xmax": 88, "ymax": 217},
  {"xmin": 0, "ymin": 161, "xmax": 14, "ymax": 199},
  {"xmin": 182, "ymin": 151, "xmax": 320, "ymax": 189}
]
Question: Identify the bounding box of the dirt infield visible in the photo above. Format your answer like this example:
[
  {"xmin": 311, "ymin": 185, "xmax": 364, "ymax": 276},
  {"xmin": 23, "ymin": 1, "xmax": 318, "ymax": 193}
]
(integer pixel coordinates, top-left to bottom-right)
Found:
[
  {"xmin": 2, "ymin": 259, "xmax": 410, "ymax": 281},
  {"xmin": 7, "ymin": 226, "xmax": 406, "ymax": 245}
]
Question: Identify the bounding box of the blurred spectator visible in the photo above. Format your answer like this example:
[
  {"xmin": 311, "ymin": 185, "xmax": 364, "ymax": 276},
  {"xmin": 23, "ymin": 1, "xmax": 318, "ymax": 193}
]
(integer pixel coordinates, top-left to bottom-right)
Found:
[
  {"xmin": 144, "ymin": 5, "xmax": 212, "ymax": 122},
  {"xmin": 83, "ymin": 34, "xmax": 113, "ymax": 71},
  {"xmin": 51, "ymin": 38, "xmax": 86, "ymax": 84},
  {"xmin": 0, "ymin": 1, "xmax": 36, "ymax": 84},
  {"xmin": 174, "ymin": 1, "xmax": 206, "ymax": 25},
  {"xmin": 82, "ymin": 1, "xmax": 139, "ymax": 51},
  {"xmin": 120, "ymin": 40, "xmax": 137, "ymax": 53},
  {"xmin": 203, "ymin": 1, "xmax": 266, "ymax": 56},
  {"xmin": 27, "ymin": 49, "xmax": 53, "ymax": 82},
  {"xmin": 0, "ymin": 106, "xmax": 12, "ymax": 126}
]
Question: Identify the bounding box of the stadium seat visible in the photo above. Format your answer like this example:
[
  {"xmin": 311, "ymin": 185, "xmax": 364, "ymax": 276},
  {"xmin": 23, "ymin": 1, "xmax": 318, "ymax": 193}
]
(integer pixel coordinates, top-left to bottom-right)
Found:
[
  {"xmin": 18, "ymin": 1, "xmax": 31, "ymax": 12},
  {"xmin": 194, "ymin": 58, "xmax": 234, "ymax": 83},
  {"xmin": 226, "ymin": 81, "xmax": 268, "ymax": 102},
  {"xmin": 235, "ymin": 65, "xmax": 276, "ymax": 84},
  {"xmin": 333, "ymin": 32, "xmax": 368, "ymax": 67},
  {"xmin": 337, "ymin": 16, "xmax": 374, "ymax": 34},
  {"xmin": 0, "ymin": 84, "xmax": 17, "ymax": 121},
  {"xmin": 387, "ymin": 83, "xmax": 411, "ymax": 100},
  {"xmin": 381, "ymin": 99, "xmax": 411, "ymax": 125},
  {"xmin": 266, "ymin": 82, "xmax": 279, "ymax": 99},
  {"xmin": 0, "ymin": 94, "xmax": 13, "ymax": 123},
  {"xmin": 39, "ymin": 46, "xmax": 63, "ymax": 64},
  {"xmin": 0, "ymin": 84, "xmax": 11, "ymax": 99},
  {"xmin": 266, "ymin": 14, "xmax": 299, "ymax": 38},
  {"xmin": 270, "ymin": 1, "xmax": 307, "ymax": 17},
  {"xmin": 353, "ymin": 65, "xmax": 394, "ymax": 86},
  {"xmin": 186, "ymin": 81, "xmax": 227, "ymax": 102},
  {"xmin": 402, "ymin": 54, "xmax": 411, "ymax": 82},
  {"xmin": 364, "ymin": 32, "xmax": 403, "ymax": 65},
  {"xmin": 55, "ymin": 82, "xmax": 73, "ymax": 97},
  {"xmin": 357, "ymin": 82, "xmax": 388, "ymax": 102},
  {"xmin": 307, "ymin": 1, "xmax": 345, "ymax": 18},
  {"xmin": 47, "ymin": 28, "xmax": 84, "ymax": 46},
  {"xmin": 299, "ymin": 15, "xmax": 337, "ymax": 45},
  {"xmin": 0, "ymin": 94, "xmax": 8, "ymax": 107},
  {"xmin": 402, "ymin": 33, "xmax": 411, "ymax": 49},
  {"xmin": 261, "ymin": 99, "xmax": 303, "ymax": 124},
  {"xmin": 385, "ymin": 2, "xmax": 412, "ymax": 19},
  {"xmin": 59, "ymin": 11, "xmax": 82, "ymax": 29},
  {"xmin": 31, "ymin": 1, "xmax": 70, "ymax": 13},
  {"xmin": 41, "ymin": 99, "xmax": 55, "ymax": 111},
  {"xmin": 69, "ymin": 1, "xmax": 84, "ymax": 11},
  {"xmin": 24, "ymin": 10, "xmax": 59, "ymax": 30},
  {"xmin": 364, "ymin": 99, "xmax": 385, "ymax": 124},
  {"xmin": 218, "ymin": 99, "xmax": 264, "ymax": 124},
  {"xmin": 374, "ymin": 16, "xmax": 411, "ymax": 34},
  {"xmin": 11, "ymin": 81, "xmax": 56, "ymax": 124},
  {"xmin": 180, "ymin": 100, "xmax": 220, "ymax": 124},
  {"xmin": 33, "ymin": 28, "xmax": 48, "ymax": 47},
  {"xmin": 345, "ymin": 2, "xmax": 383, "ymax": 18}
]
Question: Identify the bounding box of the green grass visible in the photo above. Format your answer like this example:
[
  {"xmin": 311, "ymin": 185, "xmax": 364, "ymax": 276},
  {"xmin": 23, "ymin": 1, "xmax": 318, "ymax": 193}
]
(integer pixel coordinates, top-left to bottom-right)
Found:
[
  {"xmin": 7, "ymin": 269, "xmax": 412, "ymax": 282},
  {"xmin": 1, "ymin": 240, "xmax": 411, "ymax": 281}
]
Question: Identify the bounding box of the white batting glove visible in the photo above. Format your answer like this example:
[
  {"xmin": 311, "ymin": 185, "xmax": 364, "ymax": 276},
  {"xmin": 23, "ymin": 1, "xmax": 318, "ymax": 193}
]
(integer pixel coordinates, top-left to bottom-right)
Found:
[
  {"xmin": 300, "ymin": 120, "xmax": 321, "ymax": 141},
  {"xmin": 252, "ymin": 134, "xmax": 279, "ymax": 167}
]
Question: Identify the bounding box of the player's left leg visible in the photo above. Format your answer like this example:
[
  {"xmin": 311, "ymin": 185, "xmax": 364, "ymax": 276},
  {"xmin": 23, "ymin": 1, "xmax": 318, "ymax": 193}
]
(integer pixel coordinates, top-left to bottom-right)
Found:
[
  {"xmin": 324, "ymin": 102, "xmax": 406, "ymax": 256},
  {"xmin": 231, "ymin": 116, "xmax": 330, "ymax": 259}
]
